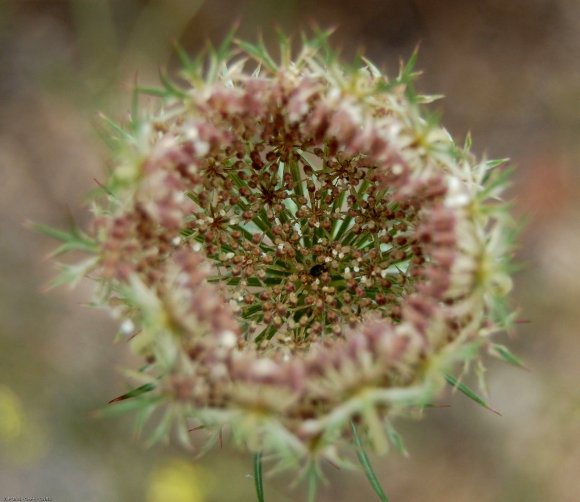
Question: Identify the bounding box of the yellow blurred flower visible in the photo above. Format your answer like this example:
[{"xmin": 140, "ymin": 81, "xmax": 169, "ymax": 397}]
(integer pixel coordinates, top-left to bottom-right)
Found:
[
  {"xmin": 147, "ymin": 458, "xmax": 212, "ymax": 502},
  {"xmin": 0, "ymin": 385, "xmax": 23, "ymax": 441},
  {"xmin": 0, "ymin": 385, "xmax": 48, "ymax": 465}
]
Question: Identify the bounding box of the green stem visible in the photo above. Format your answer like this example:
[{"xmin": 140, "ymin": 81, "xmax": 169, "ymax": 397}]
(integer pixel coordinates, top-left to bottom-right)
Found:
[
  {"xmin": 351, "ymin": 421, "xmax": 390, "ymax": 502},
  {"xmin": 254, "ymin": 452, "xmax": 265, "ymax": 502},
  {"xmin": 307, "ymin": 467, "xmax": 318, "ymax": 502}
]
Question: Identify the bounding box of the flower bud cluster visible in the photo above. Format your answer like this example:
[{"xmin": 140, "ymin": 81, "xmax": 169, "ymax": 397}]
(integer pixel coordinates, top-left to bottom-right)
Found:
[{"xmin": 65, "ymin": 38, "xmax": 515, "ymax": 462}]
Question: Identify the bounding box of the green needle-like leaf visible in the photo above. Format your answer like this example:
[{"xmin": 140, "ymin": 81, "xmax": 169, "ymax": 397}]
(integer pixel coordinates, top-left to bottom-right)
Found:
[
  {"xmin": 32, "ymin": 222, "xmax": 97, "ymax": 256},
  {"xmin": 108, "ymin": 383, "xmax": 156, "ymax": 403},
  {"xmin": 159, "ymin": 69, "xmax": 188, "ymax": 98},
  {"xmin": 491, "ymin": 344, "xmax": 529, "ymax": 370},
  {"xmin": 136, "ymin": 86, "xmax": 170, "ymax": 98},
  {"xmin": 236, "ymin": 39, "xmax": 277, "ymax": 72},
  {"xmin": 444, "ymin": 374, "xmax": 501, "ymax": 415},
  {"xmin": 351, "ymin": 421, "xmax": 390, "ymax": 502},
  {"xmin": 92, "ymin": 394, "xmax": 163, "ymax": 418}
]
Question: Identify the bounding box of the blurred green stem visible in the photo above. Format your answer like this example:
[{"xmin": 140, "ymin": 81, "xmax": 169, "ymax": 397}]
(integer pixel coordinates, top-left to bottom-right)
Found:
[{"xmin": 307, "ymin": 468, "xmax": 318, "ymax": 502}]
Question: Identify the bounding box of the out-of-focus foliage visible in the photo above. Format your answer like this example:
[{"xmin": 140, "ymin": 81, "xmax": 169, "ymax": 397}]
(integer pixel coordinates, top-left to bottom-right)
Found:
[{"xmin": 2, "ymin": 1, "xmax": 580, "ymax": 501}]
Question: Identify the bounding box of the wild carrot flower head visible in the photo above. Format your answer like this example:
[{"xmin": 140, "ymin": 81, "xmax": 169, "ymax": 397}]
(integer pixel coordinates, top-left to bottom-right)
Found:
[{"xmin": 46, "ymin": 34, "xmax": 517, "ymax": 472}]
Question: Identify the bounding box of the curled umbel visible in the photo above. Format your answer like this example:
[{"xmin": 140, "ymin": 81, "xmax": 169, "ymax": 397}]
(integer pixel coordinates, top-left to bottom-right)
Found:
[{"xmin": 68, "ymin": 36, "xmax": 514, "ymax": 465}]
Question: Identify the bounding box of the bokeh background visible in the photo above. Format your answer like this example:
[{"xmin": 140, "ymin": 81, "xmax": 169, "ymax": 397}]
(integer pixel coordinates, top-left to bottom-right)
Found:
[{"xmin": 2, "ymin": 1, "xmax": 580, "ymax": 501}]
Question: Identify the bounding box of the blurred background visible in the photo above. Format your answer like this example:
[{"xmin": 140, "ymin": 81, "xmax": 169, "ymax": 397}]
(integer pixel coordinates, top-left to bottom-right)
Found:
[{"xmin": 1, "ymin": 0, "xmax": 580, "ymax": 501}]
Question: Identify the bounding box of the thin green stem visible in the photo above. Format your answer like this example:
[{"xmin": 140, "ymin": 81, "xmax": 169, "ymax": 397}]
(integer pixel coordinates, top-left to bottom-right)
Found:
[
  {"xmin": 307, "ymin": 467, "xmax": 318, "ymax": 502},
  {"xmin": 254, "ymin": 452, "xmax": 265, "ymax": 502},
  {"xmin": 351, "ymin": 421, "xmax": 390, "ymax": 502}
]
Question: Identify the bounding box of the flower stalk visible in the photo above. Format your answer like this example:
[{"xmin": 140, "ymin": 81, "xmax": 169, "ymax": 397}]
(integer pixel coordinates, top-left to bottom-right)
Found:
[{"xmin": 253, "ymin": 452, "xmax": 265, "ymax": 502}]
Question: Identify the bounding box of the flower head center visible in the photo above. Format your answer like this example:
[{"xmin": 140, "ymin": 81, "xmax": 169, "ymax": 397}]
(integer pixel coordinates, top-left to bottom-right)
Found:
[{"xmin": 181, "ymin": 103, "xmax": 427, "ymax": 352}]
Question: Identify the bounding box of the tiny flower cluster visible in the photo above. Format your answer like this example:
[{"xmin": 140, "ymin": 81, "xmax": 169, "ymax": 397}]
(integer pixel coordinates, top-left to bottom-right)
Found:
[{"xmin": 50, "ymin": 35, "xmax": 516, "ymax": 470}]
